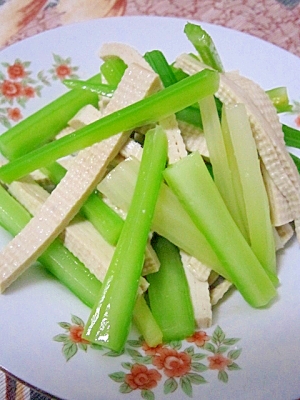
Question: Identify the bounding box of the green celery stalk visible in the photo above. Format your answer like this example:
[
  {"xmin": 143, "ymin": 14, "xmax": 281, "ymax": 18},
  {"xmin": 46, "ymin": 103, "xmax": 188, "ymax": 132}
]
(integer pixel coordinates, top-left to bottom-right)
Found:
[
  {"xmin": 163, "ymin": 151, "xmax": 277, "ymax": 308},
  {"xmin": 100, "ymin": 57, "xmax": 127, "ymax": 86},
  {"xmin": 83, "ymin": 126, "xmax": 168, "ymax": 351},
  {"xmin": 144, "ymin": 50, "xmax": 178, "ymax": 87},
  {"xmin": 283, "ymin": 124, "xmax": 300, "ymax": 149},
  {"xmin": 0, "ymin": 74, "xmax": 101, "ymax": 160},
  {"xmin": 222, "ymin": 103, "xmax": 277, "ymax": 277},
  {"xmin": 184, "ymin": 22, "xmax": 224, "ymax": 72},
  {"xmin": 0, "ymin": 184, "xmax": 163, "ymax": 344},
  {"xmin": 147, "ymin": 235, "xmax": 195, "ymax": 341},
  {"xmin": 133, "ymin": 294, "xmax": 163, "ymax": 347},
  {"xmin": 266, "ymin": 87, "xmax": 293, "ymax": 113},
  {"xmin": 199, "ymin": 95, "xmax": 249, "ymax": 240},
  {"xmin": 98, "ymin": 156, "xmax": 228, "ymax": 278},
  {"xmin": 0, "ymin": 184, "xmax": 101, "ymax": 307},
  {"xmin": 43, "ymin": 162, "xmax": 124, "ymax": 246},
  {"xmin": 63, "ymin": 79, "xmax": 115, "ymax": 97},
  {"xmin": 0, "ymin": 69, "xmax": 219, "ymax": 183}
]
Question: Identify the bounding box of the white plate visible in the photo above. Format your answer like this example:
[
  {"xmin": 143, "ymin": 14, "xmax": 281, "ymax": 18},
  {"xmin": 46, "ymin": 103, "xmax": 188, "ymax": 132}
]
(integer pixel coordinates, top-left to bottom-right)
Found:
[{"xmin": 0, "ymin": 16, "xmax": 299, "ymax": 400}]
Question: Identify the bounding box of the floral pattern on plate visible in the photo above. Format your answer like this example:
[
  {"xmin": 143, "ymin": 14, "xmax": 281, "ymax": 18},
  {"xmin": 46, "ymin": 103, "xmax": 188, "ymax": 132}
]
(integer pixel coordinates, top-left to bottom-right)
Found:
[
  {"xmin": 0, "ymin": 54, "xmax": 79, "ymax": 128},
  {"xmin": 54, "ymin": 315, "xmax": 242, "ymax": 399}
]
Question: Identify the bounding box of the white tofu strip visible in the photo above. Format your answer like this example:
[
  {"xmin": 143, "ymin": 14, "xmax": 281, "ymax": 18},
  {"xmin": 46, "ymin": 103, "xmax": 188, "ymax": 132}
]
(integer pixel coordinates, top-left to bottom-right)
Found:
[{"xmin": 0, "ymin": 63, "xmax": 161, "ymax": 293}]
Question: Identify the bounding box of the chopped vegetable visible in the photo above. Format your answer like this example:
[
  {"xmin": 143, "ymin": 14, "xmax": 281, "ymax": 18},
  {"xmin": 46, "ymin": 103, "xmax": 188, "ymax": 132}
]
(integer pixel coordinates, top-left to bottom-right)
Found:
[
  {"xmin": 147, "ymin": 234, "xmax": 195, "ymax": 341},
  {"xmin": 0, "ymin": 69, "xmax": 219, "ymax": 183},
  {"xmin": 83, "ymin": 126, "xmax": 168, "ymax": 351},
  {"xmin": 163, "ymin": 151, "xmax": 278, "ymax": 308},
  {"xmin": 0, "ymin": 74, "xmax": 101, "ymax": 160}
]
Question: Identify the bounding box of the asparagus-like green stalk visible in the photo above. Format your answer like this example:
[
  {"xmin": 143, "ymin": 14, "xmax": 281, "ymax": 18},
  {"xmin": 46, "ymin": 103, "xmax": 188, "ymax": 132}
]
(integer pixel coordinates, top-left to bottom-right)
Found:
[
  {"xmin": 0, "ymin": 74, "xmax": 101, "ymax": 160},
  {"xmin": 63, "ymin": 79, "xmax": 115, "ymax": 97},
  {"xmin": 184, "ymin": 22, "xmax": 224, "ymax": 72},
  {"xmin": 222, "ymin": 104, "xmax": 277, "ymax": 277},
  {"xmin": 0, "ymin": 184, "xmax": 101, "ymax": 307},
  {"xmin": 83, "ymin": 126, "xmax": 168, "ymax": 352},
  {"xmin": 133, "ymin": 294, "xmax": 163, "ymax": 347},
  {"xmin": 147, "ymin": 235, "xmax": 195, "ymax": 341},
  {"xmin": 43, "ymin": 162, "xmax": 124, "ymax": 246},
  {"xmin": 283, "ymin": 123, "xmax": 300, "ymax": 149},
  {"xmin": 100, "ymin": 57, "xmax": 127, "ymax": 86},
  {"xmin": 0, "ymin": 69, "xmax": 219, "ymax": 183},
  {"xmin": 199, "ymin": 95, "xmax": 249, "ymax": 240},
  {"xmin": 98, "ymin": 156, "xmax": 227, "ymax": 278},
  {"xmin": 266, "ymin": 87, "xmax": 292, "ymax": 113},
  {"xmin": 163, "ymin": 151, "xmax": 277, "ymax": 308},
  {"xmin": 144, "ymin": 50, "xmax": 178, "ymax": 87},
  {"xmin": 0, "ymin": 184, "xmax": 163, "ymax": 345}
]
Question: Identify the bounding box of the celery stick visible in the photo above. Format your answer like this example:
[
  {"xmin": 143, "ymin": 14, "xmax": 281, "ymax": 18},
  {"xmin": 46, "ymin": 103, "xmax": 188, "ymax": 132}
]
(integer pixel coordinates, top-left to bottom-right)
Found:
[
  {"xmin": 199, "ymin": 95, "xmax": 249, "ymax": 240},
  {"xmin": 147, "ymin": 235, "xmax": 195, "ymax": 341},
  {"xmin": 43, "ymin": 162, "xmax": 124, "ymax": 245},
  {"xmin": 290, "ymin": 152, "xmax": 300, "ymax": 173},
  {"xmin": 100, "ymin": 57, "xmax": 127, "ymax": 86},
  {"xmin": 63, "ymin": 79, "xmax": 115, "ymax": 97},
  {"xmin": 0, "ymin": 184, "xmax": 101, "ymax": 307},
  {"xmin": 184, "ymin": 22, "xmax": 224, "ymax": 72},
  {"xmin": 222, "ymin": 104, "xmax": 277, "ymax": 277},
  {"xmin": 144, "ymin": 50, "xmax": 178, "ymax": 87},
  {"xmin": 98, "ymin": 157, "xmax": 228, "ymax": 278},
  {"xmin": 0, "ymin": 184, "xmax": 163, "ymax": 344},
  {"xmin": 163, "ymin": 152, "xmax": 277, "ymax": 308},
  {"xmin": 133, "ymin": 294, "xmax": 163, "ymax": 347},
  {"xmin": 83, "ymin": 126, "xmax": 168, "ymax": 351},
  {"xmin": 0, "ymin": 69, "xmax": 219, "ymax": 183},
  {"xmin": 0, "ymin": 74, "xmax": 101, "ymax": 160},
  {"xmin": 266, "ymin": 87, "xmax": 292, "ymax": 113},
  {"xmin": 283, "ymin": 124, "xmax": 300, "ymax": 149}
]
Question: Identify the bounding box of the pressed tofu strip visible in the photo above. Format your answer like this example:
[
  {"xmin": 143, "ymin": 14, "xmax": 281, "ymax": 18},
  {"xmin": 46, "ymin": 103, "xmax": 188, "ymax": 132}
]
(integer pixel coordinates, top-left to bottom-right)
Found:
[
  {"xmin": 178, "ymin": 120, "xmax": 210, "ymax": 159},
  {"xmin": 210, "ymin": 280, "xmax": 233, "ymax": 306},
  {"xmin": 183, "ymin": 264, "xmax": 212, "ymax": 328},
  {"xmin": 100, "ymin": 42, "xmax": 188, "ymax": 164},
  {"xmin": 0, "ymin": 63, "xmax": 161, "ymax": 293},
  {"xmin": 175, "ymin": 53, "xmax": 300, "ymax": 238},
  {"xmin": 180, "ymin": 250, "xmax": 211, "ymax": 282}
]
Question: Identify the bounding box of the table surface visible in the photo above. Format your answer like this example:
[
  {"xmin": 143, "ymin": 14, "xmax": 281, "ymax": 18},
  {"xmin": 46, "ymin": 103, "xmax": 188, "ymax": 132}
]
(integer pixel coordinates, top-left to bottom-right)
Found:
[{"xmin": 0, "ymin": 0, "xmax": 299, "ymax": 399}]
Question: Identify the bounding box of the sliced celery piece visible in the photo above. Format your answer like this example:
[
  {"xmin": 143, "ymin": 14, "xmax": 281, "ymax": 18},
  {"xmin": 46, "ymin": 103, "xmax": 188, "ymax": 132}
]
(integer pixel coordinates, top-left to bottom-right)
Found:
[
  {"xmin": 0, "ymin": 184, "xmax": 101, "ymax": 307},
  {"xmin": 283, "ymin": 124, "xmax": 300, "ymax": 149},
  {"xmin": 133, "ymin": 294, "xmax": 163, "ymax": 347},
  {"xmin": 163, "ymin": 152, "xmax": 277, "ymax": 308},
  {"xmin": 83, "ymin": 126, "xmax": 168, "ymax": 352},
  {"xmin": 144, "ymin": 50, "xmax": 178, "ymax": 87},
  {"xmin": 98, "ymin": 156, "xmax": 227, "ymax": 278},
  {"xmin": 0, "ymin": 69, "xmax": 219, "ymax": 183},
  {"xmin": 0, "ymin": 184, "xmax": 163, "ymax": 344},
  {"xmin": 43, "ymin": 162, "xmax": 124, "ymax": 246},
  {"xmin": 63, "ymin": 79, "xmax": 115, "ymax": 97},
  {"xmin": 222, "ymin": 104, "xmax": 277, "ymax": 277},
  {"xmin": 147, "ymin": 235, "xmax": 195, "ymax": 341},
  {"xmin": 199, "ymin": 95, "xmax": 249, "ymax": 240},
  {"xmin": 0, "ymin": 74, "xmax": 101, "ymax": 160},
  {"xmin": 184, "ymin": 22, "xmax": 224, "ymax": 72},
  {"xmin": 266, "ymin": 87, "xmax": 293, "ymax": 113},
  {"xmin": 100, "ymin": 57, "xmax": 127, "ymax": 86}
]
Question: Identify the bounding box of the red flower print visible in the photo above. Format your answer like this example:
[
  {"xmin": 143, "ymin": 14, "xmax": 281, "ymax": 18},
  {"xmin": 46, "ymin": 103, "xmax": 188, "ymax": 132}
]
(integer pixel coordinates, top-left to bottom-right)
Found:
[
  {"xmin": 7, "ymin": 107, "xmax": 22, "ymax": 122},
  {"xmin": 186, "ymin": 330, "xmax": 210, "ymax": 347},
  {"xmin": 69, "ymin": 325, "xmax": 89, "ymax": 344},
  {"xmin": 55, "ymin": 64, "xmax": 72, "ymax": 79},
  {"xmin": 125, "ymin": 364, "xmax": 162, "ymax": 390},
  {"xmin": 142, "ymin": 342, "xmax": 164, "ymax": 356},
  {"xmin": 295, "ymin": 115, "xmax": 300, "ymax": 128},
  {"xmin": 207, "ymin": 353, "xmax": 232, "ymax": 371},
  {"xmin": 7, "ymin": 63, "xmax": 26, "ymax": 80},
  {"xmin": 152, "ymin": 348, "xmax": 191, "ymax": 378},
  {"xmin": 1, "ymin": 80, "xmax": 23, "ymax": 99},
  {"xmin": 23, "ymin": 86, "xmax": 35, "ymax": 98}
]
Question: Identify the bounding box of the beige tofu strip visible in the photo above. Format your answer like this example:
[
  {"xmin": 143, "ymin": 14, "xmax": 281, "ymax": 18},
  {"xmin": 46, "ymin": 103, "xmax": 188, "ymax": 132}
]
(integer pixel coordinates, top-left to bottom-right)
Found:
[{"xmin": 0, "ymin": 63, "xmax": 161, "ymax": 293}]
